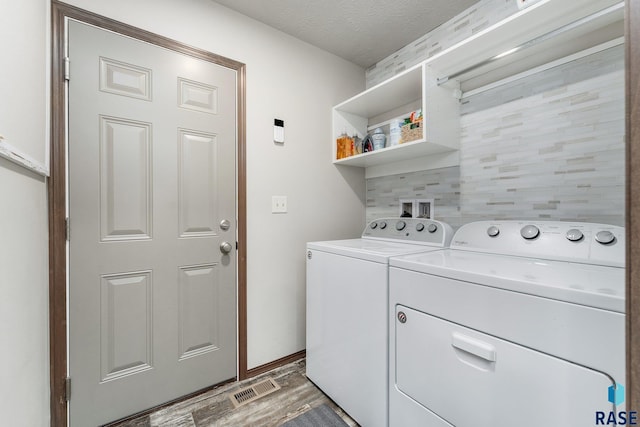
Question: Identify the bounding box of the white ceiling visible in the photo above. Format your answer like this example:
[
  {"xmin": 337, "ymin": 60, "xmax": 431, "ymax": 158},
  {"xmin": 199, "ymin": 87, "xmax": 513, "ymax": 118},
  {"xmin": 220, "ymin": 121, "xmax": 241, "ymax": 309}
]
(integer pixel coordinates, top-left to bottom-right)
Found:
[{"xmin": 211, "ymin": 0, "xmax": 479, "ymax": 68}]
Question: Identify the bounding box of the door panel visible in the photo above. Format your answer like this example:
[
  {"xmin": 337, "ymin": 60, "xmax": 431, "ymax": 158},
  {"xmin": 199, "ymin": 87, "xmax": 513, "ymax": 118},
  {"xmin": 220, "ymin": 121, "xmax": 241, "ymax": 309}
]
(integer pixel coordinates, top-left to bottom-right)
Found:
[
  {"xmin": 100, "ymin": 116, "xmax": 152, "ymax": 241},
  {"xmin": 178, "ymin": 77, "xmax": 218, "ymax": 113},
  {"xmin": 99, "ymin": 57, "xmax": 152, "ymax": 100},
  {"xmin": 178, "ymin": 264, "xmax": 220, "ymax": 360},
  {"xmin": 178, "ymin": 129, "xmax": 218, "ymax": 237},
  {"xmin": 68, "ymin": 19, "xmax": 237, "ymax": 426},
  {"xmin": 100, "ymin": 271, "xmax": 153, "ymax": 382}
]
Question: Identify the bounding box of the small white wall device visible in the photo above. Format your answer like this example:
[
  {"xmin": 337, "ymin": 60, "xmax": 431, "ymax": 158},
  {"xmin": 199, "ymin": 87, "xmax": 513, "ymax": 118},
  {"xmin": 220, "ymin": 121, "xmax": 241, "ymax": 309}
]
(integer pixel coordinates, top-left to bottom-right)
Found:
[{"xmin": 274, "ymin": 119, "xmax": 285, "ymax": 143}]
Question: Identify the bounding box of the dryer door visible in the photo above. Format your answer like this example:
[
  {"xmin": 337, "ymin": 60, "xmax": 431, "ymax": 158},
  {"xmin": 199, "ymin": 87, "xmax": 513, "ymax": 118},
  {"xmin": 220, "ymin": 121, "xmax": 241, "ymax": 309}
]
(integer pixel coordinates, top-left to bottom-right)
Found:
[{"xmin": 394, "ymin": 305, "xmax": 616, "ymax": 427}]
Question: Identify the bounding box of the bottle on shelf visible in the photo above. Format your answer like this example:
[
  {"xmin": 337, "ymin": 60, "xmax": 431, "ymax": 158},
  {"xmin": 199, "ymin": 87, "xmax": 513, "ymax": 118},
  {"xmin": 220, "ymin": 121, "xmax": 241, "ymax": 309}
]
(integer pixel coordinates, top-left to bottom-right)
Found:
[{"xmin": 389, "ymin": 119, "xmax": 402, "ymax": 146}]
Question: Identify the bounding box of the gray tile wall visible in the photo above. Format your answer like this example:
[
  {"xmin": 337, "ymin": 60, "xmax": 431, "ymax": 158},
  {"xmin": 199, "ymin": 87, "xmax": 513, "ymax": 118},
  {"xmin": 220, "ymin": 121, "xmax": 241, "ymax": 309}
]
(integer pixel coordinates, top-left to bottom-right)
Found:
[
  {"xmin": 364, "ymin": 14, "xmax": 625, "ymax": 228},
  {"xmin": 459, "ymin": 46, "xmax": 624, "ymax": 226},
  {"xmin": 366, "ymin": 166, "xmax": 463, "ymax": 227},
  {"xmin": 366, "ymin": 0, "xmax": 518, "ymax": 88}
]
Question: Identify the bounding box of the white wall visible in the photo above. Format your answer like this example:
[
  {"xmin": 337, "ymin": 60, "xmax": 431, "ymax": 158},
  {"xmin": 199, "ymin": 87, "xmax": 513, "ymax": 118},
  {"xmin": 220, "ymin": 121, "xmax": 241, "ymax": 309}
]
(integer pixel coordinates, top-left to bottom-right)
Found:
[
  {"xmin": 64, "ymin": 0, "xmax": 366, "ymax": 369},
  {"xmin": 0, "ymin": 1, "xmax": 50, "ymax": 425},
  {"xmin": 0, "ymin": 161, "xmax": 50, "ymax": 427}
]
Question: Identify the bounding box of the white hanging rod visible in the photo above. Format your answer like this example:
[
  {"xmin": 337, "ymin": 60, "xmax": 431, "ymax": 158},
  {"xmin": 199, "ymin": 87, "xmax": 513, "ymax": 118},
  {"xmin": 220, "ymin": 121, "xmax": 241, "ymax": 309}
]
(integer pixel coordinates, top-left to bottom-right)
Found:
[{"xmin": 461, "ymin": 37, "xmax": 624, "ymax": 99}]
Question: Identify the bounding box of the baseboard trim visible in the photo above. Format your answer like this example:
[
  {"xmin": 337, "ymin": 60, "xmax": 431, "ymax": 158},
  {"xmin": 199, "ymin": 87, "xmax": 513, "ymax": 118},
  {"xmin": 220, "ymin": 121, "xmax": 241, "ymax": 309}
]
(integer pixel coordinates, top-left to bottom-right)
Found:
[{"xmin": 246, "ymin": 350, "xmax": 306, "ymax": 378}]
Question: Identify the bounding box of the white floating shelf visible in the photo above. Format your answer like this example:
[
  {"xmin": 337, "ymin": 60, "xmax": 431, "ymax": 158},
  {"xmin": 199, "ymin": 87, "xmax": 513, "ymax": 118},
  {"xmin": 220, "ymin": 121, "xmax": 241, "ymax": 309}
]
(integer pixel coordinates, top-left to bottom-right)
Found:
[
  {"xmin": 426, "ymin": 0, "xmax": 622, "ymax": 78},
  {"xmin": 333, "ymin": 139, "xmax": 456, "ymax": 168},
  {"xmin": 334, "ymin": 64, "xmax": 423, "ymax": 118},
  {"xmin": 330, "ymin": 0, "xmax": 623, "ymax": 177}
]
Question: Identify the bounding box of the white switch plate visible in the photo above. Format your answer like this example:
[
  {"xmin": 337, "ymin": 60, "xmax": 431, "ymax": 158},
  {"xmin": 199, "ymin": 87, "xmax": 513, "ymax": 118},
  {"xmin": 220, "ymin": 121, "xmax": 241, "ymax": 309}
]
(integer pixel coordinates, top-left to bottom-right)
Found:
[{"xmin": 272, "ymin": 196, "xmax": 287, "ymax": 213}]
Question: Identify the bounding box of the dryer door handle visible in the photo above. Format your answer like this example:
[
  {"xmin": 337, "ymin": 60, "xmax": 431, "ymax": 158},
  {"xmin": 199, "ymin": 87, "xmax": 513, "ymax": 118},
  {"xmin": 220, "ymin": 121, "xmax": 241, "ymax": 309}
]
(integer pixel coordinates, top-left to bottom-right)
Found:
[{"xmin": 451, "ymin": 332, "xmax": 496, "ymax": 362}]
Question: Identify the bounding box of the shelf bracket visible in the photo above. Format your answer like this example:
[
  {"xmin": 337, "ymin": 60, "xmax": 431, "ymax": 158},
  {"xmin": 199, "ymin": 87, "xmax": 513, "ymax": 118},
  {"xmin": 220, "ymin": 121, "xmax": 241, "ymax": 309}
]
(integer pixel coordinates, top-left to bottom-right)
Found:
[{"xmin": 437, "ymin": 76, "xmax": 449, "ymax": 86}]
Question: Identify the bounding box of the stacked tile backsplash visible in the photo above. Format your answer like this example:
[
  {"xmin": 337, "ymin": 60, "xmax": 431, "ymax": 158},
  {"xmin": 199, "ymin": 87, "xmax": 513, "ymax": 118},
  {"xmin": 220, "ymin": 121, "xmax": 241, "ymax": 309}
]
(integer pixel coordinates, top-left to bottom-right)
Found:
[
  {"xmin": 365, "ymin": 1, "xmax": 625, "ymax": 228},
  {"xmin": 367, "ymin": 166, "xmax": 463, "ymax": 227},
  {"xmin": 366, "ymin": 0, "xmax": 518, "ymax": 88}
]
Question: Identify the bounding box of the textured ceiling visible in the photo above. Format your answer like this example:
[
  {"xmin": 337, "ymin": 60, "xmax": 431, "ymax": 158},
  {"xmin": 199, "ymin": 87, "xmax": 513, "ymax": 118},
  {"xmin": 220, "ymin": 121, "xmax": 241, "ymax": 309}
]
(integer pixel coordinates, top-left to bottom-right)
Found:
[{"xmin": 211, "ymin": 0, "xmax": 479, "ymax": 68}]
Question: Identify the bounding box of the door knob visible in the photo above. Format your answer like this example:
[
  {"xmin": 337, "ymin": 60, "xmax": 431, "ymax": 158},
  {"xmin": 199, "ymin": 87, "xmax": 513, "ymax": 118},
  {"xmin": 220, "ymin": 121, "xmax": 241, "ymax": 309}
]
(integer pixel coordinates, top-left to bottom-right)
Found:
[{"xmin": 220, "ymin": 241, "xmax": 233, "ymax": 254}]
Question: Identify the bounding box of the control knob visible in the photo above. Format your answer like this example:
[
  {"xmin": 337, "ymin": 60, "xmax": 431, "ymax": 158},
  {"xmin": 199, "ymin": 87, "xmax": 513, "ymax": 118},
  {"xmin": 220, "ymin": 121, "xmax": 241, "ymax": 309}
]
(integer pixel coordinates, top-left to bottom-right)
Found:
[
  {"xmin": 595, "ymin": 230, "xmax": 616, "ymax": 245},
  {"xmin": 487, "ymin": 226, "xmax": 500, "ymax": 237},
  {"xmin": 396, "ymin": 221, "xmax": 406, "ymax": 231},
  {"xmin": 416, "ymin": 223, "xmax": 425, "ymax": 232},
  {"xmin": 427, "ymin": 224, "xmax": 438, "ymax": 233},
  {"xmin": 566, "ymin": 229, "xmax": 584, "ymax": 242},
  {"xmin": 370, "ymin": 222, "xmax": 378, "ymax": 229},
  {"xmin": 379, "ymin": 221, "xmax": 387, "ymax": 230},
  {"xmin": 520, "ymin": 225, "xmax": 540, "ymax": 240}
]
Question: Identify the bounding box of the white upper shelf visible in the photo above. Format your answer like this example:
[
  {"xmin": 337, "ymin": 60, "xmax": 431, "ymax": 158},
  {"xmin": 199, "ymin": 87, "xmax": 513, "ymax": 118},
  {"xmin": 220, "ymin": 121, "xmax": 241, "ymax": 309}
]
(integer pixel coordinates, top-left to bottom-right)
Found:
[
  {"xmin": 425, "ymin": 0, "xmax": 623, "ymax": 78},
  {"xmin": 334, "ymin": 64, "xmax": 423, "ymax": 118},
  {"xmin": 331, "ymin": 0, "xmax": 623, "ymax": 173},
  {"xmin": 333, "ymin": 0, "xmax": 622, "ymax": 121}
]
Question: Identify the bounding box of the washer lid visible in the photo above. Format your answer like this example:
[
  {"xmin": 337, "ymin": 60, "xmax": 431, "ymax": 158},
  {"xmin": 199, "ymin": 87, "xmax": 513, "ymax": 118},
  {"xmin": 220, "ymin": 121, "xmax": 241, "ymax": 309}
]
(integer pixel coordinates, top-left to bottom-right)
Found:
[
  {"xmin": 307, "ymin": 238, "xmax": 445, "ymax": 263},
  {"xmin": 390, "ymin": 250, "xmax": 624, "ymax": 312}
]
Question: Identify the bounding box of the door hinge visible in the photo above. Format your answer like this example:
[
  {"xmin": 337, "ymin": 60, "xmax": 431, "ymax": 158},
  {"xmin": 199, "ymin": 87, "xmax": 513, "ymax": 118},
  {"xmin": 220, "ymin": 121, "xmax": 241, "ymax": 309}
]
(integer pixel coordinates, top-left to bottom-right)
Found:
[
  {"xmin": 64, "ymin": 57, "xmax": 70, "ymax": 81},
  {"xmin": 65, "ymin": 217, "xmax": 70, "ymax": 241},
  {"xmin": 64, "ymin": 377, "xmax": 71, "ymax": 402}
]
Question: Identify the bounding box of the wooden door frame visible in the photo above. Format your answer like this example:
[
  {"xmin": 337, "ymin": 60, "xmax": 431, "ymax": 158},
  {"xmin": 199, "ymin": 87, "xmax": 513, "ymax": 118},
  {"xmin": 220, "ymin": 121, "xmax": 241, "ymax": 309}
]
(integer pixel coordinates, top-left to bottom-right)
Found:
[{"xmin": 49, "ymin": 2, "xmax": 248, "ymax": 425}]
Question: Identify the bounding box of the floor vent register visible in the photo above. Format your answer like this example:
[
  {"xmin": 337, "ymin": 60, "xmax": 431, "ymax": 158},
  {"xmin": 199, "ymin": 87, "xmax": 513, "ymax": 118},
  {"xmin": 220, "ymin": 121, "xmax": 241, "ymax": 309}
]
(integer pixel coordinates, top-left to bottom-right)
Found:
[{"xmin": 229, "ymin": 377, "xmax": 281, "ymax": 408}]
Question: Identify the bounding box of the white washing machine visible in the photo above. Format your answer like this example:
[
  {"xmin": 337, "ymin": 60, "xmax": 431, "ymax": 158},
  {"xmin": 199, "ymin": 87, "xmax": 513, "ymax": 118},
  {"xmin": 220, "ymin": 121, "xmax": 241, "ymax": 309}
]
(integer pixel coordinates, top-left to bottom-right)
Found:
[
  {"xmin": 388, "ymin": 220, "xmax": 625, "ymax": 427},
  {"xmin": 306, "ymin": 218, "xmax": 453, "ymax": 427}
]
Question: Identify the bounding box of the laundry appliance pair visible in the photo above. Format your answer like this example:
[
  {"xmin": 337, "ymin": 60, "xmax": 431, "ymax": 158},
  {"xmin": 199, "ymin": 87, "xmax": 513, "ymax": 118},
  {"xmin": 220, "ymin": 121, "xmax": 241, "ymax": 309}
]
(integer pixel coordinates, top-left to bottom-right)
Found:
[{"xmin": 306, "ymin": 218, "xmax": 625, "ymax": 427}]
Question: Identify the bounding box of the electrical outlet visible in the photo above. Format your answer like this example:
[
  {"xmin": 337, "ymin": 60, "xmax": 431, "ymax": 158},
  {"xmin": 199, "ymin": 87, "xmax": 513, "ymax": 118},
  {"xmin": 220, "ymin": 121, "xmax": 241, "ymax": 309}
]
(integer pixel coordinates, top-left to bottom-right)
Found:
[{"xmin": 272, "ymin": 196, "xmax": 287, "ymax": 213}]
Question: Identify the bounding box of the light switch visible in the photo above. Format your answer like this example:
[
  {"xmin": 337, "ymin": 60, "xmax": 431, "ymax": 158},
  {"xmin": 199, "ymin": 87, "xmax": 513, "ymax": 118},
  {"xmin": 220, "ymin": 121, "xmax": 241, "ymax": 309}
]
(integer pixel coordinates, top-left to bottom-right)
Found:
[{"xmin": 272, "ymin": 196, "xmax": 287, "ymax": 213}]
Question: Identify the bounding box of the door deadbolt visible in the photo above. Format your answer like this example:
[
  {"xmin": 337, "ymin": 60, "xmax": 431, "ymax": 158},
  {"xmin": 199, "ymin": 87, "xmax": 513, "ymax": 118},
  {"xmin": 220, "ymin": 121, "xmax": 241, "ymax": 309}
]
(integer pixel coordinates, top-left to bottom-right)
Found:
[{"xmin": 220, "ymin": 219, "xmax": 231, "ymax": 231}]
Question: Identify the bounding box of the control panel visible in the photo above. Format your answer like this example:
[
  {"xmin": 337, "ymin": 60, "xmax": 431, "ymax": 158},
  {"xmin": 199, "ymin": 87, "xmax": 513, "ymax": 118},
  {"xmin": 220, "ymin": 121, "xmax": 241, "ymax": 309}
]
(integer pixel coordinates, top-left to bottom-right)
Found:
[
  {"xmin": 362, "ymin": 218, "xmax": 453, "ymax": 247},
  {"xmin": 451, "ymin": 221, "xmax": 625, "ymax": 267}
]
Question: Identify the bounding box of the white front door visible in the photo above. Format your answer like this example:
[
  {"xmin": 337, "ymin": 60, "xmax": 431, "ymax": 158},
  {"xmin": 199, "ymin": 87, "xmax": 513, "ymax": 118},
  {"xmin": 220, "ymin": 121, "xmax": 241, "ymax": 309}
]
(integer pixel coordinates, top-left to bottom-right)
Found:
[{"xmin": 67, "ymin": 19, "xmax": 237, "ymax": 426}]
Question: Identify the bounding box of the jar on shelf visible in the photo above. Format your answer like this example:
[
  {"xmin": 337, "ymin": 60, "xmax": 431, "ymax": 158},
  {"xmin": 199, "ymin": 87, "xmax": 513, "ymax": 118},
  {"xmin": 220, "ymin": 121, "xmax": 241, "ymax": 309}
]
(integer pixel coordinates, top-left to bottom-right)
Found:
[
  {"xmin": 372, "ymin": 127, "xmax": 386, "ymax": 150},
  {"xmin": 336, "ymin": 133, "xmax": 354, "ymax": 159},
  {"xmin": 353, "ymin": 134, "xmax": 362, "ymax": 155}
]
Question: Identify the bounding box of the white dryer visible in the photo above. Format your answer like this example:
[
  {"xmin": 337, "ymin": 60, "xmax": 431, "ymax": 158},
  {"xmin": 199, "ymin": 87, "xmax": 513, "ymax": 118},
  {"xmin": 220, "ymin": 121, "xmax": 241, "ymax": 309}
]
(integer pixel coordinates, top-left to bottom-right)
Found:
[
  {"xmin": 306, "ymin": 218, "xmax": 453, "ymax": 427},
  {"xmin": 388, "ymin": 221, "xmax": 625, "ymax": 427}
]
